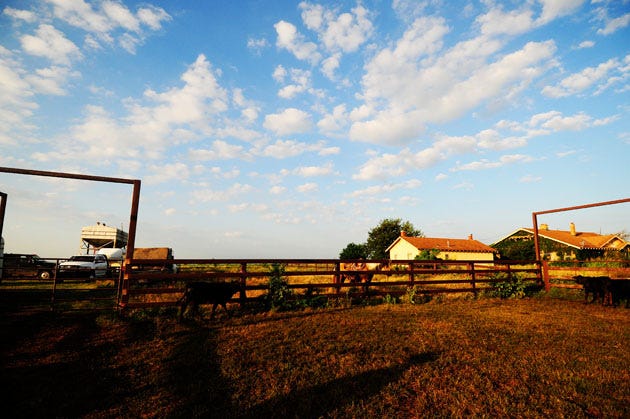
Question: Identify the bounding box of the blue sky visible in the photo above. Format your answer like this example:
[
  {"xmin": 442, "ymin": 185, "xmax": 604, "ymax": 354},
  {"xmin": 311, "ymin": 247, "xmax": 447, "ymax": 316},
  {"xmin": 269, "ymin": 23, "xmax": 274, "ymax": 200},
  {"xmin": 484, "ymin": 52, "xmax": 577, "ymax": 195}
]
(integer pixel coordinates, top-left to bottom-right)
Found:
[{"xmin": 0, "ymin": 0, "xmax": 628, "ymax": 259}]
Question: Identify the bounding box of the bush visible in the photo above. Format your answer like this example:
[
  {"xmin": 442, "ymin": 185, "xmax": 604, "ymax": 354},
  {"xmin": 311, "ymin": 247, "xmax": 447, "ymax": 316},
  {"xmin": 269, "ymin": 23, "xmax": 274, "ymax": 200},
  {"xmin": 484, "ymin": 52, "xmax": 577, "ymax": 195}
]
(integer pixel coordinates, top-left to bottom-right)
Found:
[
  {"xmin": 262, "ymin": 263, "xmax": 295, "ymax": 311},
  {"xmin": 488, "ymin": 274, "xmax": 529, "ymax": 299}
]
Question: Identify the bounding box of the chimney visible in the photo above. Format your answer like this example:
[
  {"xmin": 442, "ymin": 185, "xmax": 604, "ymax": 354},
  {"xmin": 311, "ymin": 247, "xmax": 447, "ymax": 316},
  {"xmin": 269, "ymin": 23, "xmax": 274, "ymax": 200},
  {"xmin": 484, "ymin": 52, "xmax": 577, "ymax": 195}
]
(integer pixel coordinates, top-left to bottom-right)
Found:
[
  {"xmin": 468, "ymin": 234, "xmax": 473, "ymax": 240},
  {"xmin": 400, "ymin": 231, "xmax": 407, "ymax": 237},
  {"xmin": 540, "ymin": 224, "xmax": 549, "ymax": 231},
  {"xmin": 570, "ymin": 222, "xmax": 576, "ymax": 236}
]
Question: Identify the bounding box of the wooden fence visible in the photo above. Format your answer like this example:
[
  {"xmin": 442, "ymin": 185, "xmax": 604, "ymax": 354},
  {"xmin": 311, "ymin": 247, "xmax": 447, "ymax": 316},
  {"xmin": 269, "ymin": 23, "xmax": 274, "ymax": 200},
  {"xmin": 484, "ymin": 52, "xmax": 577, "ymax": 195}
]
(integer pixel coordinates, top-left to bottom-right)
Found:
[
  {"xmin": 542, "ymin": 260, "xmax": 630, "ymax": 290},
  {"xmin": 118, "ymin": 259, "xmax": 543, "ymax": 310},
  {"xmin": 4, "ymin": 258, "xmax": 629, "ymax": 312}
]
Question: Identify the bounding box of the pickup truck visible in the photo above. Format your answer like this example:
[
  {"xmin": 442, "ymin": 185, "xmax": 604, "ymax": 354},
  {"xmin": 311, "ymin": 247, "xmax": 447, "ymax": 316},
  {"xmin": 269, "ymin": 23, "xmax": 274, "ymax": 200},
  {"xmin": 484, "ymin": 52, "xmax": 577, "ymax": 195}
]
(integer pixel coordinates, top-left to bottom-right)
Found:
[
  {"xmin": 0, "ymin": 253, "xmax": 57, "ymax": 280},
  {"xmin": 59, "ymin": 254, "xmax": 109, "ymax": 279}
]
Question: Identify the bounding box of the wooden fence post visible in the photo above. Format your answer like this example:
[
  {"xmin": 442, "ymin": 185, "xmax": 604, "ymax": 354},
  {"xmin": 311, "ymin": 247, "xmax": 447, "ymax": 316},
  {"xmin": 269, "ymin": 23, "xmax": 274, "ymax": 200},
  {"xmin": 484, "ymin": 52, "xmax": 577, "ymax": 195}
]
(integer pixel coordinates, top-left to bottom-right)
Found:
[
  {"xmin": 542, "ymin": 260, "xmax": 550, "ymax": 292},
  {"xmin": 334, "ymin": 262, "xmax": 341, "ymax": 294},
  {"xmin": 240, "ymin": 262, "xmax": 247, "ymax": 306},
  {"xmin": 470, "ymin": 262, "xmax": 477, "ymax": 297}
]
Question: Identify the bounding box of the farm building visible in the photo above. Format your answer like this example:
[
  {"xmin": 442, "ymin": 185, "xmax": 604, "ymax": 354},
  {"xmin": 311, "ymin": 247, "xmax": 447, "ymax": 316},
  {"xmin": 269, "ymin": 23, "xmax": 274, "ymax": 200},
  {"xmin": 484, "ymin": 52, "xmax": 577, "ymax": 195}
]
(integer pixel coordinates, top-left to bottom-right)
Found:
[
  {"xmin": 387, "ymin": 232, "xmax": 497, "ymax": 262},
  {"xmin": 492, "ymin": 223, "xmax": 629, "ymax": 261}
]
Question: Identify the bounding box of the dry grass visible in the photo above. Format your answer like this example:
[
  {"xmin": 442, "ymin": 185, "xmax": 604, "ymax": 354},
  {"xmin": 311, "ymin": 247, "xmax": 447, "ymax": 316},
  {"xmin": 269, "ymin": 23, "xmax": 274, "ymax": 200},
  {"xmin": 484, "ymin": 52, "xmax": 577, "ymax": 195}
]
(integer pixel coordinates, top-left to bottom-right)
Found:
[{"xmin": 1, "ymin": 294, "xmax": 629, "ymax": 418}]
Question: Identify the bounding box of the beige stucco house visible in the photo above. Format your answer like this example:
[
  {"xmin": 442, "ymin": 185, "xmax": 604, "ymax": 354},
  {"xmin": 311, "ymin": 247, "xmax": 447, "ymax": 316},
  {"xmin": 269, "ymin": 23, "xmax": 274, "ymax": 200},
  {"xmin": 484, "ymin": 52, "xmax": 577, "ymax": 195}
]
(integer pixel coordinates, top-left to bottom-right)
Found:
[
  {"xmin": 386, "ymin": 232, "xmax": 497, "ymax": 262},
  {"xmin": 492, "ymin": 222, "xmax": 629, "ymax": 261}
]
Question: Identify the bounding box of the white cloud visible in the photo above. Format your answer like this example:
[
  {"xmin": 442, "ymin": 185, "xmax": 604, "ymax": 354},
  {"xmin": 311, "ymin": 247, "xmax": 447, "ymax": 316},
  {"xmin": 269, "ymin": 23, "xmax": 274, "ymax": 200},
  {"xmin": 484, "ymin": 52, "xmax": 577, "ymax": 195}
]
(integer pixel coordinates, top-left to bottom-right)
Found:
[
  {"xmin": 102, "ymin": 0, "xmax": 140, "ymax": 32},
  {"xmin": 536, "ymin": 0, "xmax": 585, "ymax": 24},
  {"xmin": 191, "ymin": 183, "xmax": 254, "ymax": 203},
  {"xmin": 352, "ymin": 106, "xmax": 617, "ymax": 181},
  {"xmin": 272, "ymin": 64, "xmax": 287, "ymax": 82},
  {"xmin": 293, "ymin": 162, "xmax": 334, "ymax": 177},
  {"xmin": 296, "ymin": 182, "xmax": 318, "ymax": 193},
  {"xmin": 317, "ymin": 104, "xmax": 348, "ymax": 134},
  {"xmin": 30, "ymin": 54, "xmax": 239, "ymax": 164},
  {"xmin": 145, "ymin": 162, "xmax": 190, "ymax": 184},
  {"xmin": 189, "ymin": 140, "xmax": 246, "ymax": 161},
  {"xmin": 20, "ymin": 24, "xmax": 82, "ymax": 65},
  {"xmin": 597, "ymin": 12, "xmax": 630, "ymax": 35},
  {"xmin": 257, "ymin": 139, "xmax": 322, "ymax": 159},
  {"xmin": 277, "ymin": 68, "xmax": 311, "ymax": 99},
  {"xmin": 274, "ymin": 20, "xmax": 321, "ymax": 64},
  {"xmin": 350, "ymin": 11, "xmax": 557, "ymax": 146},
  {"xmin": 321, "ymin": 53, "xmax": 340, "ymax": 79},
  {"xmin": 269, "ymin": 185, "xmax": 286, "ymax": 195},
  {"xmin": 263, "ymin": 108, "xmax": 313, "ymax": 136},
  {"xmin": 137, "ymin": 5, "xmax": 171, "ymax": 30},
  {"xmin": 348, "ymin": 179, "xmax": 421, "ymax": 197},
  {"xmin": 25, "ymin": 65, "xmax": 79, "ymax": 95},
  {"xmin": 318, "ymin": 146, "xmax": 340, "ymax": 156},
  {"xmin": 542, "ymin": 57, "xmax": 621, "ymax": 97},
  {"xmin": 44, "ymin": 0, "xmax": 170, "ymax": 51},
  {"xmin": 300, "ymin": 2, "xmax": 373, "ymax": 53},
  {"xmin": 452, "ymin": 154, "xmax": 535, "ymax": 171},
  {"xmin": 477, "ymin": 5, "xmax": 535, "ymax": 36},
  {"xmin": 247, "ymin": 37, "xmax": 269, "ymax": 54},
  {"xmin": 476, "ymin": 0, "xmax": 584, "ymax": 36},
  {"xmin": 3, "ymin": 7, "xmax": 37, "ymax": 22},
  {"xmin": 520, "ymin": 174, "xmax": 542, "ymax": 183},
  {"xmin": 576, "ymin": 40, "xmax": 594, "ymax": 49}
]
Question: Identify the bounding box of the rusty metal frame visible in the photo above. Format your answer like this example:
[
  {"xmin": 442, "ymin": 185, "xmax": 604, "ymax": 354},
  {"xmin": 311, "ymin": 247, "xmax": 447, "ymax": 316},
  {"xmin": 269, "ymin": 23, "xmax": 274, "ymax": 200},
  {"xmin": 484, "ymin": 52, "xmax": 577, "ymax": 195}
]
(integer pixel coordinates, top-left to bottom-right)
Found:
[
  {"xmin": 0, "ymin": 191, "xmax": 6, "ymax": 244},
  {"xmin": 0, "ymin": 166, "xmax": 141, "ymax": 307},
  {"xmin": 532, "ymin": 197, "xmax": 630, "ymax": 262}
]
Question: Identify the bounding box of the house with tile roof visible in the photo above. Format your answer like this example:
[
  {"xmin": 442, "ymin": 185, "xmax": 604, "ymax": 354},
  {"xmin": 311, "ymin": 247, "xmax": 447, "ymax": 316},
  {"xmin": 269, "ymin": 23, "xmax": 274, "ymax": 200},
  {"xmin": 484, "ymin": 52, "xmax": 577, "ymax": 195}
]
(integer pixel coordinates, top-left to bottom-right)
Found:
[
  {"xmin": 386, "ymin": 231, "xmax": 497, "ymax": 262},
  {"xmin": 492, "ymin": 223, "xmax": 629, "ymax": 261}
]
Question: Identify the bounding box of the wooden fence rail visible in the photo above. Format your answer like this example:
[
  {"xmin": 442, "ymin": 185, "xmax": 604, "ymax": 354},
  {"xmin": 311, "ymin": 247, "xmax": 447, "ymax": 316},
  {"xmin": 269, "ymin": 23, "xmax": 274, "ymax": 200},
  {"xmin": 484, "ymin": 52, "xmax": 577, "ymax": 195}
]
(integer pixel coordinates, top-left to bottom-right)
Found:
[
  {"xmin": 119, "ymin": 259, "xmax": 543, "ymax": 310},
  {"xmin": 542, "ymin": 260, "xmax": 630, "ymax": 290}
]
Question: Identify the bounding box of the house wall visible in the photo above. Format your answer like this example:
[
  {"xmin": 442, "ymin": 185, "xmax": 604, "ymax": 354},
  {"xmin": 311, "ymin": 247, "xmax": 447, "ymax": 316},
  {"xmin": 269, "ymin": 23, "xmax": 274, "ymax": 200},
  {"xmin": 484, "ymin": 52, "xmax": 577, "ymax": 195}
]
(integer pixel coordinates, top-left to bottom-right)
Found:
[
  {"xmin": 437, "ymin": 251, "xmax": 495, "ymax": 262},
  {"xmin": 389, "ymin": 241, "xmax": 495, "ymax": 261},
  {"xmin": 389, "ymin": 240, "xmax": 420, "ymax": 260}
]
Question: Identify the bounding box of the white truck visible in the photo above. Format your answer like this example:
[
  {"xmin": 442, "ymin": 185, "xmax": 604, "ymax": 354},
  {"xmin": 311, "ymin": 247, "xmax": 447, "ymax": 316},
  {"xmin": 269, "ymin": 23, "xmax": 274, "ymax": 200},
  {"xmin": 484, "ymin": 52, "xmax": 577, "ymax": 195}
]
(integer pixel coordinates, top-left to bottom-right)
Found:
[
  {"xmin": 97, "ymin": 248, "xmax": 124, "ymax": 276},
  {"xmin": 59, "ymin": 254, "xmax": 109, "ymax": 279}
]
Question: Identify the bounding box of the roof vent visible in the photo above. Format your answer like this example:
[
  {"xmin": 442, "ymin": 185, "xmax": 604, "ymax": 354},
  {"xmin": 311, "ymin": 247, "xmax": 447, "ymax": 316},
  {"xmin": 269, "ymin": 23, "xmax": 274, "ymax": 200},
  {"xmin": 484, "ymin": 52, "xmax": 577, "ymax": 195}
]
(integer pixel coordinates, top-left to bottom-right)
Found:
[{"xmin": 570, "ymin": 222, "xmax": 576, "ymax": 236}]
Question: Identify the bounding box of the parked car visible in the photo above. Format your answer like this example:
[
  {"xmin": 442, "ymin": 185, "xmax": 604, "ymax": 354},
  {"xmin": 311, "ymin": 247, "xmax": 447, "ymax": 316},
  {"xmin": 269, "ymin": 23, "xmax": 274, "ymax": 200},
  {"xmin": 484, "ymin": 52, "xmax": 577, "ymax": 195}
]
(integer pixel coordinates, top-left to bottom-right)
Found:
[
  {"xmin": 0, "ymin": 253, "xmax": 57, "ymax": 280},
  {"xmin": 59, "ymin": 254, "xmax": 109, "ymax": 279}
]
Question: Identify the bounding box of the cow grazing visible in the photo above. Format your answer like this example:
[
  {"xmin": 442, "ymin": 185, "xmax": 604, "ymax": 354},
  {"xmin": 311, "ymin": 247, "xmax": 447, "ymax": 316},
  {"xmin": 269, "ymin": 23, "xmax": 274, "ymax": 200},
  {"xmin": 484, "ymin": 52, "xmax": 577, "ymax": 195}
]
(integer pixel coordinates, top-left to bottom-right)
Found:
[
  {"xmin": 573, "ymin": 275, "xmax": 610, "ymax": 305},
  {"xmin": 179, "ymin": 281, "xmax": 241, "ymax": 321}
]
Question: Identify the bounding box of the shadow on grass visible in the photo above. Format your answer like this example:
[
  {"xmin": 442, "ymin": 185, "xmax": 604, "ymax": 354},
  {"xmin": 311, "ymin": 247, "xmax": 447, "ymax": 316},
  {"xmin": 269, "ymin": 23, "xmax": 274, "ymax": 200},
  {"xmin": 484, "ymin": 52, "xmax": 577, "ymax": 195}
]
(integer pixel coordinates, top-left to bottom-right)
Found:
[
  {"xmin": 165, "ymin": 323, "xmax": 236, "ymax": 417},
  {"xmin": 1, "ymin": 312, "xmax": 142, "ymax": 418},
  {"xmin": 242, "ymin": 351, "xmax": 441, "ymax": 418}
]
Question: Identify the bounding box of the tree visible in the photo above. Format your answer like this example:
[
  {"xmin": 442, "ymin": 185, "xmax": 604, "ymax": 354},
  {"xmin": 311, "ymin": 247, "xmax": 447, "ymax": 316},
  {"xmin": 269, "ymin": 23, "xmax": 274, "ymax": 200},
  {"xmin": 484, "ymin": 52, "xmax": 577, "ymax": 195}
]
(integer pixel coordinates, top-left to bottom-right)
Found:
[
  {"xmin": 365, "ymin": 218, "xmax": 423, "ymax": 259},
  {"xmin": 339, "ymin": 242, "xmax": 368, "ymax": 260}
]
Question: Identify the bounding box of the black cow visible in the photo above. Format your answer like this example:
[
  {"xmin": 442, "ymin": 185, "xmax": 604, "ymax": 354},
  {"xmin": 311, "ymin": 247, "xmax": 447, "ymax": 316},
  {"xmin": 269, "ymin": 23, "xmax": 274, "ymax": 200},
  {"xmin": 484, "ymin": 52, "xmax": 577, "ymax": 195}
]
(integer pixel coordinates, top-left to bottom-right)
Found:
[
  {"xmin": 179, "ymin": 281, "xmax": 241, "ymax": 321},
  {"xmin": 608, "ymin": 279, "xmax": 630, "ymax": 308},
  {"xmin": 573, "ymin": 275, "xmax": 610, "ymax": 304}
]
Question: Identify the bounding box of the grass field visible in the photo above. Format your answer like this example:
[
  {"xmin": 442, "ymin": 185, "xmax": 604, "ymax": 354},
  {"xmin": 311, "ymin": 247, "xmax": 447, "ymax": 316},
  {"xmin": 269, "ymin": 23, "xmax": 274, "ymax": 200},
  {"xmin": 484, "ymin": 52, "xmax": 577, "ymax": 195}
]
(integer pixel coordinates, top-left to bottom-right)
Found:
[{"xmin": 1, "ymin": 292, "xmax": 629, "ymax": 418}]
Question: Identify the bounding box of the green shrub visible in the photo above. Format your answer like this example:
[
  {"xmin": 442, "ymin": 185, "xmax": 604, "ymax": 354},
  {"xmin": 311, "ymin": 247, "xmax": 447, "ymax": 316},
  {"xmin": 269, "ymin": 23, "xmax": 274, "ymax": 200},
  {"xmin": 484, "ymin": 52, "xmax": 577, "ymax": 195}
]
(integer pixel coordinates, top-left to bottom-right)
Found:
[
  {"xmin": 263, "ymin": 263, "xmax": 295, "ymax": 311},
  {"xmin": 488, "ymin": 274, "xmax": 528, "ymax": 299}
]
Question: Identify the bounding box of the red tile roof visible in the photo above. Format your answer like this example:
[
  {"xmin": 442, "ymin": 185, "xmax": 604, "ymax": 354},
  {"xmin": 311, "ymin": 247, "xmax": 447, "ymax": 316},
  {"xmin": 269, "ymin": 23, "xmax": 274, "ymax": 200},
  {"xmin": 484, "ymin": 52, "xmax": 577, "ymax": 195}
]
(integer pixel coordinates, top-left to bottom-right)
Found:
[
  {"xmin": 521, "ymin": 228, "xmax": 627, "ymax": 250},
  {"xmin": 398, "ymin": 237, "xmax": 497, "ymax": 253}
]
